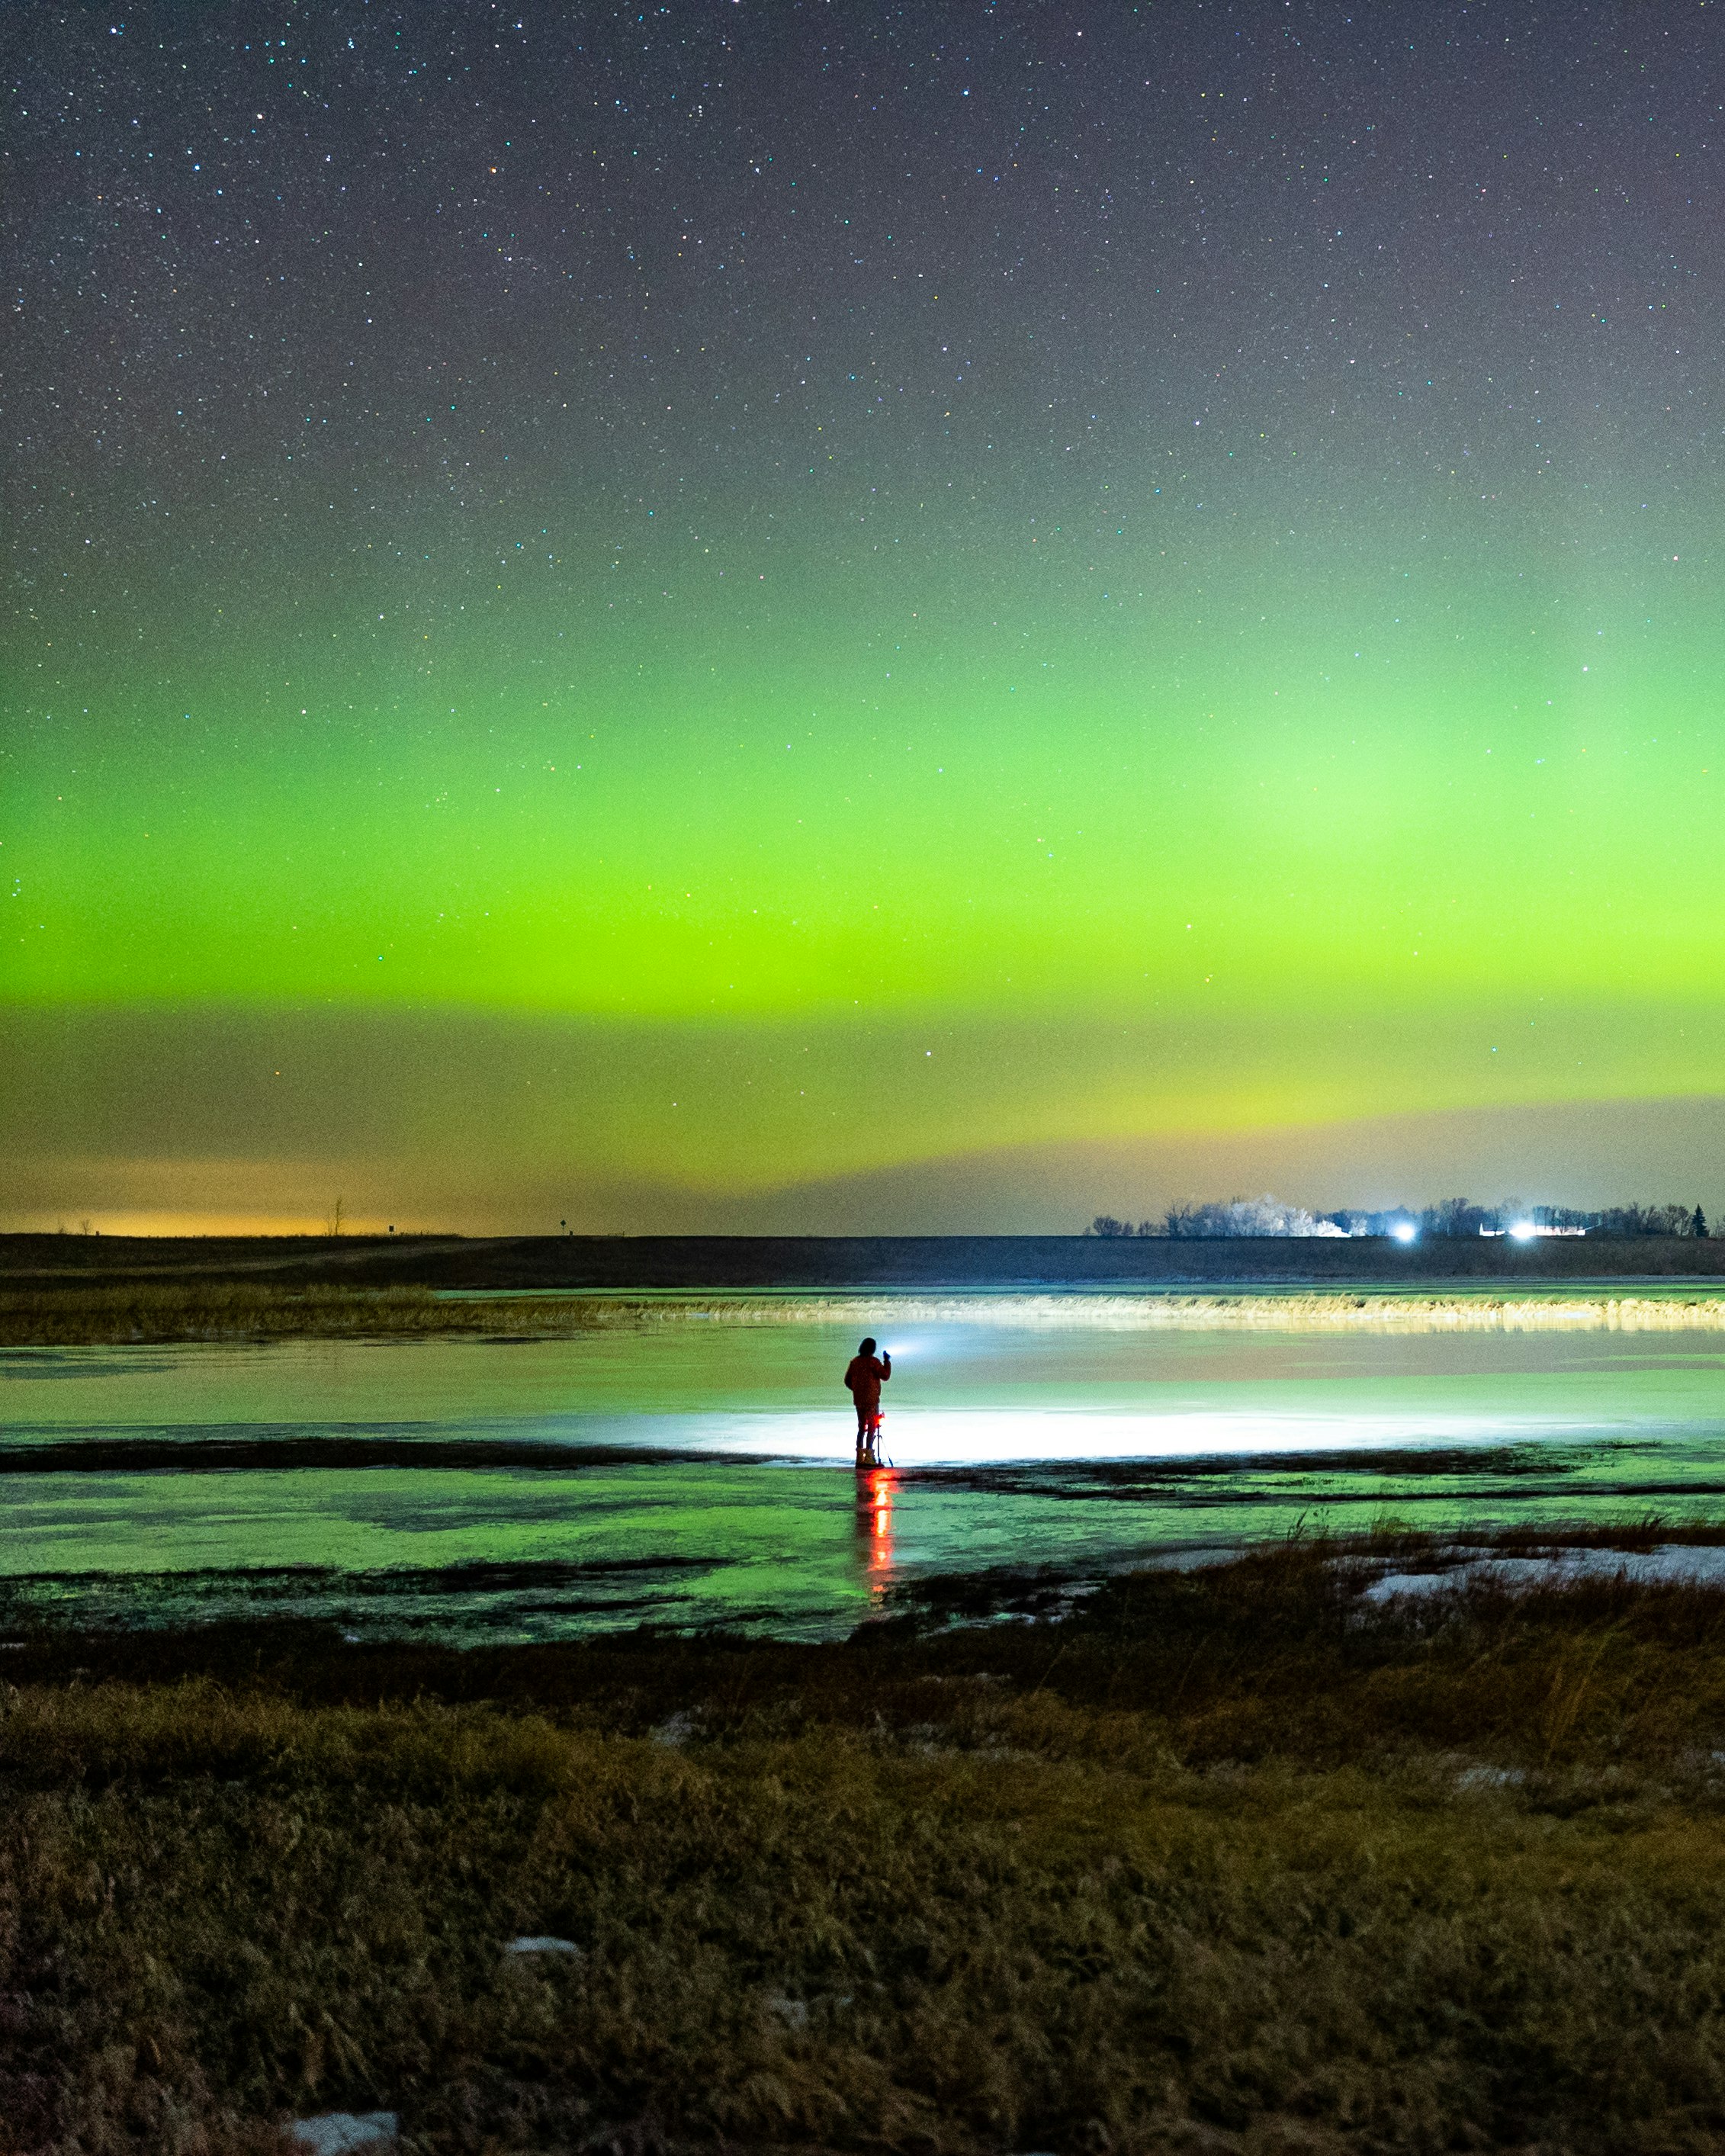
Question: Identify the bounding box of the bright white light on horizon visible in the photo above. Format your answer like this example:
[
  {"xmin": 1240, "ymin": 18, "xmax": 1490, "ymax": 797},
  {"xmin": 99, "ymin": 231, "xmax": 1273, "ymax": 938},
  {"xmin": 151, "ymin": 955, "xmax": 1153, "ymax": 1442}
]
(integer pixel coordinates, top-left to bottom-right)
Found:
[
  {"xmin": 1509, "ymin": 1220, "xmax": 1537, "ymax": 1242},
  {"xmin": 1392, "ymin": 1222, "xmax": 1418, "ymax": 1243}
]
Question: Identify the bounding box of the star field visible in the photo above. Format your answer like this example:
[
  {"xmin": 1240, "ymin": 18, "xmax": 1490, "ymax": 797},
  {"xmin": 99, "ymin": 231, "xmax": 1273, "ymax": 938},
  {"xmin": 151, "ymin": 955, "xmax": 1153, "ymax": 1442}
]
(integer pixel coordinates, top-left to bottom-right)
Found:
[{"xmin": 5, "ymin": 2, "xmax": 1725, "ymax": 1229}]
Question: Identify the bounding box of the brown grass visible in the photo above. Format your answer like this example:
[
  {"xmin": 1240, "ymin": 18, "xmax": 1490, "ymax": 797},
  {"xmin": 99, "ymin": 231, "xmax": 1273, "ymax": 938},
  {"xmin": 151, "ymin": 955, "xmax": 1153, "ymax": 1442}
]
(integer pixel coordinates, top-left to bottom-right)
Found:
[
  {"xmin": 9, "ymin": 1281, "xmax": 1725, "ymax": 1346},
  {"xmin": 0, "ymin": 1284, "xmax": 611, "ymax": 1347},
  {"xmin": 11, "ymin": 1545, "xmax": 1725, "ymax": 2151}
]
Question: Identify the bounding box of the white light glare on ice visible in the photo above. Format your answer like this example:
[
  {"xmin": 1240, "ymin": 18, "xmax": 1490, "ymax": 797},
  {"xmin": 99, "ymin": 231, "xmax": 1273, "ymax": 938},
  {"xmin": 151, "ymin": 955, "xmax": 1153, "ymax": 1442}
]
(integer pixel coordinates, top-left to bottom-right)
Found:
[{"xmin": 647, "ymin": 1408, "xmax": 1590, "ymax": 1466}]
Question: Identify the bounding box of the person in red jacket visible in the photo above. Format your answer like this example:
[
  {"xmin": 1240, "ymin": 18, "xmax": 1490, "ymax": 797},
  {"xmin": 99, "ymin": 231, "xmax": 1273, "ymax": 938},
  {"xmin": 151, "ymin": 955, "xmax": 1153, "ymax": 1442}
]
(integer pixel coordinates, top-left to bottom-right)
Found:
[{"xmin": 844, "ymin": 1336, "xmax": 891, "ymax": 1467}]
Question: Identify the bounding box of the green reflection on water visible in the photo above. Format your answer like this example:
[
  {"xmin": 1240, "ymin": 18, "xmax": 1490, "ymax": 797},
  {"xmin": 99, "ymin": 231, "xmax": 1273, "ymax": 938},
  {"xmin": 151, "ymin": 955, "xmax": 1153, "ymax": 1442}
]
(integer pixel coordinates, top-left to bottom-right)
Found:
[{"xmin": 4, "ymin": 1313, "xmax": 1725, "ymax": 1639}]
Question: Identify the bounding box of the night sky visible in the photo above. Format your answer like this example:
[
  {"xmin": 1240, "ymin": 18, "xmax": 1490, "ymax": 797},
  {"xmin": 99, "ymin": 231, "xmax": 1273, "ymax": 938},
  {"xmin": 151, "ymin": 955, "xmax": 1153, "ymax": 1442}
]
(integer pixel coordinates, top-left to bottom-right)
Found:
[{"xmin": 7, "ymin": 2, "xmax": 1724, "ymax": 1232}]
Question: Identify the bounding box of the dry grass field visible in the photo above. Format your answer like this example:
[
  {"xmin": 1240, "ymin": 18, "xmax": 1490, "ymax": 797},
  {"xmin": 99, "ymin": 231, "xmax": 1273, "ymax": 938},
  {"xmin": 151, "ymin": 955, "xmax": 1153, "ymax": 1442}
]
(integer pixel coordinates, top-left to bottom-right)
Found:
[
  {"xmin": 0, "ymin": 1283, "xmax": 589, "ymax": 1347},
  {"xmin": 7, "ymin": 1279, "xmax": 1725, "ymax": 1346},
  {"xmin": 8, "ymin": 1541, "xmax": 1725, "ymax": 2152}
]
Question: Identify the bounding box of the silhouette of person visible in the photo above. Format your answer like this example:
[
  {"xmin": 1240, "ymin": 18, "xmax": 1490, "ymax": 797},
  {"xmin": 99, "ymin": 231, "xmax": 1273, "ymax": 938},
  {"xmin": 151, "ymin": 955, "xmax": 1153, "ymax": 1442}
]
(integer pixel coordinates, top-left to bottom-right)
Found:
[{"xmin": 843, "ymin": 1335, "xmax": 891, "ymax": 1467}]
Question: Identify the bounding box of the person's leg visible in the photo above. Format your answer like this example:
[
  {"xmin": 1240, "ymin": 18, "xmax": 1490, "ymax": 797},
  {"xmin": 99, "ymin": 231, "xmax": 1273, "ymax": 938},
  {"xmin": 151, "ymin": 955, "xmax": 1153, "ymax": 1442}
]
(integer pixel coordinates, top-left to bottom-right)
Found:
[{"xmin": 855, "ymin": 1407, "xmax": 869, "ymax": 1467}]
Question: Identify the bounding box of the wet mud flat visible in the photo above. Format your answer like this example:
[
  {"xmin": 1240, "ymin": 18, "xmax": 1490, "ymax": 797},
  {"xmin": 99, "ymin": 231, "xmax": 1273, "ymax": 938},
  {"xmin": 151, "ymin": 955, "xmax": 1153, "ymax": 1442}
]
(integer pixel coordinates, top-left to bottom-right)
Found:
[{"xmin": 13, "ymin": 1535, "xmax": 1725, "ymax": 2154}]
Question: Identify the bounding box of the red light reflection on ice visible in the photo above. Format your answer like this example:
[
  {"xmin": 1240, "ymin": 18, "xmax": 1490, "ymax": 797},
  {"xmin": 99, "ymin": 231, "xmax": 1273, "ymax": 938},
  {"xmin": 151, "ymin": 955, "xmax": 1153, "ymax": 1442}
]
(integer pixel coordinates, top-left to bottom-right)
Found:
[{"xmin": 856, "ymin": 1466, "xmax": 897, "ymax": 1589}]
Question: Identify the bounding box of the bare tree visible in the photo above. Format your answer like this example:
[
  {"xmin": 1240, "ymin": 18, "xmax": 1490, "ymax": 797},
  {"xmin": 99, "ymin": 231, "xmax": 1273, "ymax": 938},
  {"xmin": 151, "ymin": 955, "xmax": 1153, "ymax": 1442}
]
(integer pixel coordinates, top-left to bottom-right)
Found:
[
  {"xmin": 1162, "ymin": 1195, "xmax": 1346, "ymax": 1239},
  {"xmin": 1422, "ymin": 1197, "xmax": 1495, "ymax": 1238},
  {"xmin": 325, "ymin": 1197, "xmax": 346, "ymax": 1238}
]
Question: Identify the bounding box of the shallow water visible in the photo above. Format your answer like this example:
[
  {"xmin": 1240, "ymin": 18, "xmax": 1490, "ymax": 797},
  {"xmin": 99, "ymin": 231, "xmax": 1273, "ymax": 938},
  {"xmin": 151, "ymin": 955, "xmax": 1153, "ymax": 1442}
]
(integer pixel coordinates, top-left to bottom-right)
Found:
[{"xmin": 5, "ymin": 1303, "xmax": 1725, "ymax": 1638}]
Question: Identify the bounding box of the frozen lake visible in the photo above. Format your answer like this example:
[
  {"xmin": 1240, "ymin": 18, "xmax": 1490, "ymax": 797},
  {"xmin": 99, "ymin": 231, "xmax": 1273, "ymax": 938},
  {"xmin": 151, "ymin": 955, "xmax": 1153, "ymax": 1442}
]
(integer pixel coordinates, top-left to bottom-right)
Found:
[{"xmin": 5, "ymin": 1296, "xmax": 1725, "ymax": 1637}]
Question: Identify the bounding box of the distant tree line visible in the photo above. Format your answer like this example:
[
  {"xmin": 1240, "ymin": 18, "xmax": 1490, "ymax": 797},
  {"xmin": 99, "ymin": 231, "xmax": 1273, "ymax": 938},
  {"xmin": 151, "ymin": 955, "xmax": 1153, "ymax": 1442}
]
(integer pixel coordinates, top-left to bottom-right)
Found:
[{"xmin": 1089, "ymin": 1196, "xmax": 1710, "ymax": 1239}]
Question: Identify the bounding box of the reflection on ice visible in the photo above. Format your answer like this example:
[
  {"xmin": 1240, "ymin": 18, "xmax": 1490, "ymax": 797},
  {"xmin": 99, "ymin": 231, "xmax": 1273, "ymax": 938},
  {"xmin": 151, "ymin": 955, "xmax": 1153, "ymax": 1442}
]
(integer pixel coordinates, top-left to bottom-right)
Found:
[
  {"xmin": 620, "ymin": 1403, "xmax": 1698, "ymax": 1464},
  {"xmin": 6, "ymin": 1309, "xmax": 1725, "ymax": 1640},
  {"xmin": 856, "ymin": 1467, "xmax": 897, "ymax": 1591}
]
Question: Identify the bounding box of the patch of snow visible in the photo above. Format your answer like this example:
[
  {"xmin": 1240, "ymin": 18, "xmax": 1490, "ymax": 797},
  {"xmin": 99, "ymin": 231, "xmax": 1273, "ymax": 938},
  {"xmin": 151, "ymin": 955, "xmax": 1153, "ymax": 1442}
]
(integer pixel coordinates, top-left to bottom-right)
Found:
[
  {"xmin": 504, "ymin": 1935, "xmax": 581, "ymax": 1957},
  {"xmin": 1367, "ymin": 1570, "xmax": 1462, "ymax": 1600},
  {"xmin": 1642, "ymin": 1544, "xmax": 1725, "ymax": 1583},
  {"xmin": 289, "ymin": 2114, "xmax": 398, "ymax": 2154},
  {"xmin": 1456, "ymin": 1766, "xmax": 1527, "ymax": 1791},
  {"xmin": 1367, "ymin": 1545, "xmax": 1725, "ymax": 1605}
]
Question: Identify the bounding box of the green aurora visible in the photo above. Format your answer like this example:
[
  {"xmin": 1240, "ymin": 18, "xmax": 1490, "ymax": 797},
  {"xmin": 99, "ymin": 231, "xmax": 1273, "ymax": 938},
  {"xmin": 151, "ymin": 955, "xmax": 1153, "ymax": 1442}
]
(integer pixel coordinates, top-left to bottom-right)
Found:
[{"xmin": 6, "ymin": 6, "xmax": 1723, "ymax": 1229}]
